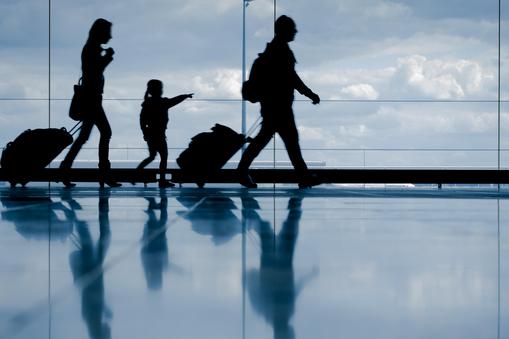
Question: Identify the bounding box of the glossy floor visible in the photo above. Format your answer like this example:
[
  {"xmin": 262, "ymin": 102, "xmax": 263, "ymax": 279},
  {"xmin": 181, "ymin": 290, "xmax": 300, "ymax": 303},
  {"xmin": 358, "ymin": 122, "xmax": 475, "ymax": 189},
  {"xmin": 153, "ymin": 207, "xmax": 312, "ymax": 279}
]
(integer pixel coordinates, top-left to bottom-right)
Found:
[{"xmin": 0, "ymin": 186, "xmax": 507, "ymax": 339}]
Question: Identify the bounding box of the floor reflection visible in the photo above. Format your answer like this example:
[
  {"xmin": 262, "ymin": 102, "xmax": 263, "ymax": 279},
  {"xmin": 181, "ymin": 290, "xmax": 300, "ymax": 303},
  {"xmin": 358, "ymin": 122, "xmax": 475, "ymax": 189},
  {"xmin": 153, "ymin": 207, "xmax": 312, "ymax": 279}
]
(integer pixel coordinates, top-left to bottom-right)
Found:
[
  {"xmin": 1, "ymin": 191, "xmax": 75, "ymax": 241},
  {"xmin": 140, "ymin": 196, "xmax": 169, "ymax": 291},
  {"xmin": 243, "ymin": 196, "xmax": 318, "ymax": 339},
  {"xmin": 69, "ymin": 191, "xmax": 112, "ymax": 339},
  {"xmin": 0, "ymin": 188, "xmax": 504, "ymax": 339},
  {"xmin": 177, "ymin": 193, "xmax": 242, "ymax": 246}
]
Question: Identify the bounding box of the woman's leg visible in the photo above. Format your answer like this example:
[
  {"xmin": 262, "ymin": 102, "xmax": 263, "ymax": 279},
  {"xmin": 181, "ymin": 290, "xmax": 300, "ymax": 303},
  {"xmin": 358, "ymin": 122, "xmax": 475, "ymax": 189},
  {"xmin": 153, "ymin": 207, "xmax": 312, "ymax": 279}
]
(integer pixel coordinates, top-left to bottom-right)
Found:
[
  {"xmin": 94, "ymin": 106, "xmax": 112, "ymax": 171},
  {"xmin": 93, "ymin": 102, "xmax": 120, "ymax": 187},
  {"xmin": 60, "ymin": 120, "xmax": 94, "ymax": 169}
]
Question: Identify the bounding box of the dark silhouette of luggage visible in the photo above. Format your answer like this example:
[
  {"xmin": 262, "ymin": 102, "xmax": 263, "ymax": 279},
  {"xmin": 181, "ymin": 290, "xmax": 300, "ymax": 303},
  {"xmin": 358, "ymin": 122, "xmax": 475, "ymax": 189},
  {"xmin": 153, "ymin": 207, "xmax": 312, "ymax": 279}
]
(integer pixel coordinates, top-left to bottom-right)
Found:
[
  {"xmin": 1, "ymin": 123, "xmax": 81, "ymax": 187},
  {"xmin": 176, "ymin": 124, "xmax": 250, "ymax": 188}
]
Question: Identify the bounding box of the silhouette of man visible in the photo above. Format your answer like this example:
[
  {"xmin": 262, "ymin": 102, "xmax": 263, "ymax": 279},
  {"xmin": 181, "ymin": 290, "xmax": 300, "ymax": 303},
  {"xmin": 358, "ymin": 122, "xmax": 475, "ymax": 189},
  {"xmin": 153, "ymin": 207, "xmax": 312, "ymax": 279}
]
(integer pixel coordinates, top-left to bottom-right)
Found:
[
  {"xmin": 60, "ymin": 18, "xmax": 120, "ymax": 188},
  {"xmin": 243, "ymin": 196, "xmax": 318, "ymax": 339},
  {"xmin": 238, "ymin": 15, "xmax": 320, "ymax": 189}
]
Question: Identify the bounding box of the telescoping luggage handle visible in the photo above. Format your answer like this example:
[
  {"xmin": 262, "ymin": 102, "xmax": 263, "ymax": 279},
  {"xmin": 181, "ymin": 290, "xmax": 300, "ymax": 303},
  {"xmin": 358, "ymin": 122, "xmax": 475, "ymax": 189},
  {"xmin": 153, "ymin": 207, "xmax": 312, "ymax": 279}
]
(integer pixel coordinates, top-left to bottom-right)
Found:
[
  {"xmin": 68, "ymin": 121, "xmax": 82, "ymax": 136},
  {"xmin": 246, "ymin": 116, "xmax": 262, "ymax": 138}
]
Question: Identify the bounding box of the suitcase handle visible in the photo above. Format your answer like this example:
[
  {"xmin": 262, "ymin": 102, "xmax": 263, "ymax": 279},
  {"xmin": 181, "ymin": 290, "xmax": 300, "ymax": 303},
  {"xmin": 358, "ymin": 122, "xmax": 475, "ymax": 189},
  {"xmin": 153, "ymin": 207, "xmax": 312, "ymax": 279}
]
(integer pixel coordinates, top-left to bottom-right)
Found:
[
  {"xmin": 246, "ymin": 116, "xmax": 262, "ymax": 137},
  {"xmin": 69, "ymin": 121, "xmax": 82, "ymax": 136}
]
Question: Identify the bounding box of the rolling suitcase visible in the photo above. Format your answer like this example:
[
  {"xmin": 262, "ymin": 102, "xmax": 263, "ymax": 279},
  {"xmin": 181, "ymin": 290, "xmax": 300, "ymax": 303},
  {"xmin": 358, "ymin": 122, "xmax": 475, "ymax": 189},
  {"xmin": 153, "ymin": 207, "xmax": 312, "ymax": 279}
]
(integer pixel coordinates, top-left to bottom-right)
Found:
[
  {"xmin": 1, "ymin": 122, "xmax": 81, "ymax": 187},
  {"xmin": 176, "ymin": 122, "xmax": 259, "ymax": 187}
]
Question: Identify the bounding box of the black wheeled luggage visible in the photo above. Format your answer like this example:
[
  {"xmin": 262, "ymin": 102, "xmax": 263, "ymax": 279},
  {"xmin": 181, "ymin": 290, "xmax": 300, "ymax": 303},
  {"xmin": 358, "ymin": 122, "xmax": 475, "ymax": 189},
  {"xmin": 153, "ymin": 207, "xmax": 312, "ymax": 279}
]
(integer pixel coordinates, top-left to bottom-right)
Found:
[
  {"xmin": 1, "ymin": 124, "xmax": 79, "ymax": 187},
  {"xmin": 176, "ymin": 124, "xmax": 249, "ymax": 187}
]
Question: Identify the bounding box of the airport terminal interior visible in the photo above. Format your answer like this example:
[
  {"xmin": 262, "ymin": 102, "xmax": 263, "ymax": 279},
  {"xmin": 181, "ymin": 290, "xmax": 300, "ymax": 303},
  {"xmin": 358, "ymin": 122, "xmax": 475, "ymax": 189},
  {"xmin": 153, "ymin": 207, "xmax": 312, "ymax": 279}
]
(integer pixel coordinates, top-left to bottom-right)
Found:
[{"xmin": 2, "ymin": 0, "xmax": 509, "ymax": 338}]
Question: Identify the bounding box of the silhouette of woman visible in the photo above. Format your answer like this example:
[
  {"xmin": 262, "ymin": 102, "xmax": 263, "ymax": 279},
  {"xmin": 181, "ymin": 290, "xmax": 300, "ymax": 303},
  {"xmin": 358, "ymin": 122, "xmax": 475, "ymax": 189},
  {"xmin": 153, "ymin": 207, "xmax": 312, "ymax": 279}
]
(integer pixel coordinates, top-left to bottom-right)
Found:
[
  {"xmin": 69, "ymin": 193, "xmax": 113, "ymax": 339},
  {"xmin": 60, "ymin": 18, "xmax": 121, "ymax": 188}
]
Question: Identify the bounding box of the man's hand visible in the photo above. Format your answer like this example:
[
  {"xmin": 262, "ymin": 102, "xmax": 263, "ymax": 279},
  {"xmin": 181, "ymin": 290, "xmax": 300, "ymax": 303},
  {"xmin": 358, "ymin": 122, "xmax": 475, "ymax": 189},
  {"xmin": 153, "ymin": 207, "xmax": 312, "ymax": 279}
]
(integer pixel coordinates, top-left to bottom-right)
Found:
[{"xmin": 309, "ymin": 92, "xmax": 320, "ymax": 105}]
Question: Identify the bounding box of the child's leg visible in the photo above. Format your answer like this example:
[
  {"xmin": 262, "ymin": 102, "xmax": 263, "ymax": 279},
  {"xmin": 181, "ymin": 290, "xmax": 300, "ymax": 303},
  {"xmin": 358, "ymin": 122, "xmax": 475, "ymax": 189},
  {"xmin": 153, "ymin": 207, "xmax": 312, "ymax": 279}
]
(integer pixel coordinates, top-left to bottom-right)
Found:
[
  {"xmin": 158, "ymin": 139, "xmax": 168, "ymax": 181},
  {"xmin": 137, "ymin": 139, "xmax": 157, "ymax": 170}
]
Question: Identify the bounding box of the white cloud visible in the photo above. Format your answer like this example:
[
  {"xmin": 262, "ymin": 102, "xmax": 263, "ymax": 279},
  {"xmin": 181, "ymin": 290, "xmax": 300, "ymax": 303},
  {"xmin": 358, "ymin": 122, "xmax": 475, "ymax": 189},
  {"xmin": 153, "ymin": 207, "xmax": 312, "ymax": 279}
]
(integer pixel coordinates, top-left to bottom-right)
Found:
[
  {"xmin": 339, "ymin": 83, "xmax": 379, "ymax": 100},
  {"xmin": 364, "ymin": 1, "xmax": 412, "ymax": 18},
  {"xmin": 337, "ymin": 0, "xmax": 412, "ymax": 19},
  {"xmin": 369, "ymin": 104, "xmax": 498, "ymax": 134},
  {"xmin": 297, "ymin": 126, "xmax": 328, "ymax": 141},
  {"xmin": 391, "ymin": 55, "xmax": 493, "ymax": 99},
  {"xmin": 337, "ymin": 124, "xmax": 370, "ymax": 138},
  {"xmin": 191, "ymin": 68, "xmax": 241, "ymax": 99},
  {"xmin": 247, "ymin": 0, "xmax": 276, "ymax": 19}
]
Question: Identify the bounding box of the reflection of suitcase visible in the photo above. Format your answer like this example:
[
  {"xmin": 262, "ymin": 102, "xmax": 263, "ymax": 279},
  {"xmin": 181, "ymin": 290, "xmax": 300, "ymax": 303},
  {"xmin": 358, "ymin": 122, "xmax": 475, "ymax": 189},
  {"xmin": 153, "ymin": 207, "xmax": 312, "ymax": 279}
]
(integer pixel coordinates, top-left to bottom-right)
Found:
[
  {"xmin": 1, "ymin": 123, "xmax": 80, "ymax": 187},
  {"xmin": 177, "ymin": 124, "xmax": 249, "ymax": 187}
]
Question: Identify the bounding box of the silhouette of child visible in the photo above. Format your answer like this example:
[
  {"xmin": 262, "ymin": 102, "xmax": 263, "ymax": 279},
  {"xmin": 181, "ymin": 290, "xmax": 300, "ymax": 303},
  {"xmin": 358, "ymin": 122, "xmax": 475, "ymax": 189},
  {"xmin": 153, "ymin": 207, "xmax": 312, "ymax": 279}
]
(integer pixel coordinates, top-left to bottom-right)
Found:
[{"xmin": 136, "ymin": 79, "xmax": 193, "ymax": 188}]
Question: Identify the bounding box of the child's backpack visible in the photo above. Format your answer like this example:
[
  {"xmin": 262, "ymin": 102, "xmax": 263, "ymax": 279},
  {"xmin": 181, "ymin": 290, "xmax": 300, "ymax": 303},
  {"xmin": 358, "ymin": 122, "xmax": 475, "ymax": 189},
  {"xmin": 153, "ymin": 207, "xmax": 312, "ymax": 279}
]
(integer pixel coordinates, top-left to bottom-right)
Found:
[{"xmin": 242, "ymin": 53, "xmax": 268, "ymax": 103}]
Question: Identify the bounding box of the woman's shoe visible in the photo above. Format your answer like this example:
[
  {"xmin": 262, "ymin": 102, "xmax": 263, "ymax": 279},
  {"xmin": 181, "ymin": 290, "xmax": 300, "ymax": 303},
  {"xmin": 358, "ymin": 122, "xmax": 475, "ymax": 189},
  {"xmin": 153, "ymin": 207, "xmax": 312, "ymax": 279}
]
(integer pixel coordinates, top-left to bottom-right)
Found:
[{"xmin": 63, "ymin": 181, "xmax": 76, "ymax": 188}]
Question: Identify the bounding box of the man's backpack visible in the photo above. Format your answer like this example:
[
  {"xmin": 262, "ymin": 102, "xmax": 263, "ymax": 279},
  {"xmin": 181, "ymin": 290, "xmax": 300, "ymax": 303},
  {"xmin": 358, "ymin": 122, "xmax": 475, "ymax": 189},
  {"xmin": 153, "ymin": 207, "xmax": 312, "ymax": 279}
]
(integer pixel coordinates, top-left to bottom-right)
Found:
[{"xmin": 242, "ymin": 53, "xmax": 267, "ymax": 103}]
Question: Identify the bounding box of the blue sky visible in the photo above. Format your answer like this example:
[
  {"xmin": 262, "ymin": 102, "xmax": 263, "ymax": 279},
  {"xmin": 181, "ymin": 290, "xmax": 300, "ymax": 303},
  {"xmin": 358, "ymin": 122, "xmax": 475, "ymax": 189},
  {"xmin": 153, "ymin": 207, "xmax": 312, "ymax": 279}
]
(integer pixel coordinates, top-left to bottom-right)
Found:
[{"xmin": 1, "ymin": 0, "xmax": 509, "ymax": 167}]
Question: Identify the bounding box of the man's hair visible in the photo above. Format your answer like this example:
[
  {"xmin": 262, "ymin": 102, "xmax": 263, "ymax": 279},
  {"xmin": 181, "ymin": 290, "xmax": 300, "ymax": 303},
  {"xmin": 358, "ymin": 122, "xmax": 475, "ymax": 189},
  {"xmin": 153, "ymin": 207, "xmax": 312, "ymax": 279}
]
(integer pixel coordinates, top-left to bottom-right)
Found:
[{"xmin": 275, "ymin": 15, "xmax": 295, "ymax": 36}]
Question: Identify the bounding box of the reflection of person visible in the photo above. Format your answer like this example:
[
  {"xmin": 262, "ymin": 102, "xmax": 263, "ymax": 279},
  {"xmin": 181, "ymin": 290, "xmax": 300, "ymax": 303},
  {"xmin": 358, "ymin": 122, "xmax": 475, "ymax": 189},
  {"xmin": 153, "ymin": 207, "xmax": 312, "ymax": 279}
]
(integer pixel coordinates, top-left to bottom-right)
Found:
[
  {"xmin": 136, "ymin": 80, "xmax": 193, "ymax": 188},
  {"xmin": 60, "ymin": 18, "xmax": 121, "ymax": 188},
  {"xmin": 244, "ymin": 196, "xmax": 318, "ymax": 339},
  {"xmin": 238, "ymin": 15, "xmax": 321, "ymax": 189},
  {"xmin": 69, "ymin": 193, "xmax": 112, "ymax": 339},
  {"xmin": 140, "ymin": 197, "xmax": 169, "ymax": 290}
]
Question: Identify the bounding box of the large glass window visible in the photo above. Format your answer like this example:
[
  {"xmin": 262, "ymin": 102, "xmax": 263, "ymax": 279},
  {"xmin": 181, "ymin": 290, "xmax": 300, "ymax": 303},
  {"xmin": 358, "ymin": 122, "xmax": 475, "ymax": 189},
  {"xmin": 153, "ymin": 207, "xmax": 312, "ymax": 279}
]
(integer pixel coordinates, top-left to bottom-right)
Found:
[{"xmin": 0, "ymin": 0, "xmax": 507, "ymax": 173}]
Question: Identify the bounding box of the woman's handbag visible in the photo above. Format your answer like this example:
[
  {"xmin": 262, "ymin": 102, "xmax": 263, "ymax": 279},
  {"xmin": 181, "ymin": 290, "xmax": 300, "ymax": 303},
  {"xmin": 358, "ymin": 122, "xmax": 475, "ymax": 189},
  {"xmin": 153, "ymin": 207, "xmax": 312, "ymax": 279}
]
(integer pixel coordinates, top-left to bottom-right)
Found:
[{"xmin": 69, "ymin": 78, "xmax": 86, "ymax": 121}]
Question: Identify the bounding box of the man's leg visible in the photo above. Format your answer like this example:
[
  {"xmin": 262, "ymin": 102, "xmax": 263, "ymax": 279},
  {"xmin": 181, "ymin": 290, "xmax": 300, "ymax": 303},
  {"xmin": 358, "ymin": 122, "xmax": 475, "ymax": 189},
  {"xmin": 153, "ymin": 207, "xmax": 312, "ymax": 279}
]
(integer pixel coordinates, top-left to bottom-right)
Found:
[
  {"xmin": 277, "ymin": 118, "xmax": 308, "ymax": 175},
  {"xmin": 237, "ymin": 122, "xmax": 274, "ymax": 188},
  {"xmin": 278, "ymin": 117, "xmax": 320, "ymax": 188}
]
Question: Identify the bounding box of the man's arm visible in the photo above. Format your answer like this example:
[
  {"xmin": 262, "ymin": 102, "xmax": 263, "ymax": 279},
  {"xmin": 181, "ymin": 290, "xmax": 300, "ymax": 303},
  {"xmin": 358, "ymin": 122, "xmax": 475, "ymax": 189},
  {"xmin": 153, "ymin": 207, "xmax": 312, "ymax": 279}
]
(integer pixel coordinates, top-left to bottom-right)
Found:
[{"xmin": 294, "ymin": 73, "xmax": 320, "ymax": 104}]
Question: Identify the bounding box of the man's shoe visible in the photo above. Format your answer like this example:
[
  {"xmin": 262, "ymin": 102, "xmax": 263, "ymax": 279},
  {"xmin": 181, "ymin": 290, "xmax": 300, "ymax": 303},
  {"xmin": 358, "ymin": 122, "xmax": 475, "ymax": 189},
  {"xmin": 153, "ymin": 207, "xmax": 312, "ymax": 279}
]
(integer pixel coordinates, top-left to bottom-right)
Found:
[
  {"xmin": 239, "ymin": 174, "xmax": 257, "ymax": 189},
  {"xmin": 298, "ymin": 174, "xmax": 321, "ymax": 189},
  {"xmin": 159, "ymin": 180, "xmax": 175, "ymax": 188}
]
